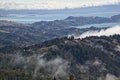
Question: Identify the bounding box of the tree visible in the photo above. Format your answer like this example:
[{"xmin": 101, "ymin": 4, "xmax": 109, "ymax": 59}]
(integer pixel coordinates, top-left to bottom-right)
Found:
[
  {"xmin": 69, "ymin": 75, "xmax": 76, "ymax": 80},
  {"xmin": 52, "ymin": 77, "xmax": 57, "ymax": 80}
]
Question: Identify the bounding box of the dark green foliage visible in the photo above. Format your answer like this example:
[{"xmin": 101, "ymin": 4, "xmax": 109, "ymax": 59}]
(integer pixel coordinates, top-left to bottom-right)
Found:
[{"xmin": 0, "ymin": 35, "xmax": 120, "ymax": 80}]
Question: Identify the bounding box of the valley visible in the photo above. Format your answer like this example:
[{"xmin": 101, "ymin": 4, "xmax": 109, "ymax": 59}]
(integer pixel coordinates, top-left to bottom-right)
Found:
[{"xmin": 0, "ymin": 3, "xmax": 120, "ymax": 80}]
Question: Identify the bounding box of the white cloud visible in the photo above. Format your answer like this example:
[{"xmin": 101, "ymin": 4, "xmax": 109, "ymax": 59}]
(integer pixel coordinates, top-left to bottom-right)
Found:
[
  {"xmin": 0, "ymin": 0, "xmax": 120, "ymax": 9},
  {"xmin": 75, "ymin": 25, "xmax": 120, "ymax": 39}
]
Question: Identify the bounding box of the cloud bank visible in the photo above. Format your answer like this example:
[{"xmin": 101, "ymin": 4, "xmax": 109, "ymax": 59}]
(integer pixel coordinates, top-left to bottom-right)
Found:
[
  {"xmin": 76, "ymin": 25, "xmax": 120, "ymax": 39},
  {"xmin": 0, "ymin": 0, "xmax": 120, "ymax": 9}
]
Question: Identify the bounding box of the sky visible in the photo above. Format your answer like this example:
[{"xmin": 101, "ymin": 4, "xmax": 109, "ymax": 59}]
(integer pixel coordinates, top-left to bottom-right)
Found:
[{"xmin": 0, "ymin": 0, "xmax": 120, "ymax": 9}]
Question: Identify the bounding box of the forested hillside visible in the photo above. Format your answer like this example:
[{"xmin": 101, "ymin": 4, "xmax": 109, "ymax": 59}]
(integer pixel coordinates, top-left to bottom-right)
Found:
[{"xmin": 0, "ymin": 35, "xmax": 120, "ymax": 80}]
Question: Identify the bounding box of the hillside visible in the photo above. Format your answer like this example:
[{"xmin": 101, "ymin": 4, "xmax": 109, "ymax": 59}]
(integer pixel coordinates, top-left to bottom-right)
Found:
[
  {"xmin": 0, "ymin": 22, "xmax": 101, "ymax": 48},
  {"xmin": 0, "ymin": 35, "xmax": 120, "ymax": 80},
  {"xmin": 0, "ymin": 14, "xmax": 120, "ymax": 47}
]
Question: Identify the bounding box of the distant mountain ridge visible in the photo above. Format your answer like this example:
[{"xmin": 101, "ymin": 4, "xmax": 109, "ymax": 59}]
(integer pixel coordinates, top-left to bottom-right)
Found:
[
  {"xmin": 1, "ymin": 14, "xmax": 120, "ymax": 28},
  {"xmin": 32, "ymin": 14, "xmax": 120, "ymax": 28}
]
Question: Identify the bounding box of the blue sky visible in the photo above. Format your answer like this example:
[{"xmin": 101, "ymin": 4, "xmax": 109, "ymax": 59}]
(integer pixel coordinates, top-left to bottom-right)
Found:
[{"xmin": 0, "ymin": 0, "xmax": 120, "ymax": 9}]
